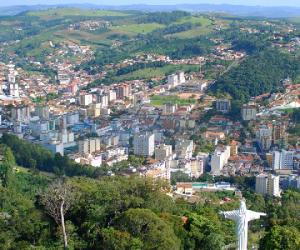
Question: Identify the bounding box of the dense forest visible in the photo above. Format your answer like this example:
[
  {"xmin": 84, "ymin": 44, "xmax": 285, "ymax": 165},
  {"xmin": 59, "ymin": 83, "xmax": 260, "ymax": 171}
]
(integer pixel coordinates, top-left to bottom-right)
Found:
[
  {"xmin": 211, "ymin": 48, "xmax": 300, "ymax": 103},
  {"xmin": 0, "ymin": 136, "xmax": 300, "ymax": 249}
]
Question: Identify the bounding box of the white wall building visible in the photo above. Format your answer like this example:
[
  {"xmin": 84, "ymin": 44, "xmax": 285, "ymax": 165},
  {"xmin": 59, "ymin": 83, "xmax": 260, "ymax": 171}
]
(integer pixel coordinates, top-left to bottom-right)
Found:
[
  {"xmin": 255, "ymin": 174, "xmax": 280, "ymax": 197},
  {"xmin": 175, "ymin": 139, "xmax": 193, "ymax": 160},
  {"xmin": 155, "ymin": 144, "xmax": 173, "ymax": 161},
  {"xmin": 133, "ymin": 132, "xmax": 155, "ymax": 157},
  {"xmin": 210, "ymin": 146, "xmax": 231, "ymax": 175},
  {"xmin": 80, "ymin": 94, "xmax": 93, "ymax": 106},
  {"xmin": 272, "ymin": 150, "xmax": 294, "ymax": 170}
]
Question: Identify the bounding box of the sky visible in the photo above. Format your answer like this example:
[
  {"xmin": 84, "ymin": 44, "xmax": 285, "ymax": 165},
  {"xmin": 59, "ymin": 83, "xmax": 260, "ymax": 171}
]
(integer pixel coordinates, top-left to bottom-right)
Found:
[{"xmin": 1, "ymin": 0, "xmax": 300, "ymax": 7}]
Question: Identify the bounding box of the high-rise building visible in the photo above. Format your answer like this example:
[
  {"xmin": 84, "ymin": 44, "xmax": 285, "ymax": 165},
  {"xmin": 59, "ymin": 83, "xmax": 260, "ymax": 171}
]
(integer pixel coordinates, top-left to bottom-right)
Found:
[
  {"xmin": 272, "ymin": 150, "xmax": 294, "ymax": 170},
  {"xmin": 167, "ymin": 74, "xmax": 179, "ymax": 87},
  {"xmin": 155, "ymin": 144, "xmax": 173, "ymax": 161},
  {"xmin": 178, "ymin": 71, "xmax": 186, "ymax": 84},
  {"xmin": 175, "ymin": 139, "xmax": 194, "ymax": 160},
  {"xmin": 133, "ymin": 132, "xmax": 155, "ymax": 157},
  {"xmin": 11, "ymin": 106, "xmax": 31, "ymax": 123},
  {"xmin": 241, "ymin": 104, "xmax": 257, "ymax": 121},
  {"xmin": 216, "ymin": 99, "xmax": 231, "ymax": 113},
  {"xmin": 78, "ymin": 138, "xmax": 101, "ymax": 155},
  {"xmin": 35, "ymin": 105, "xmax": 50, "ymax": 120},
  {"xmin": 79, "ymin": 94, "xmax": 93, "ymax": 106},
  {"xmin": 210, "ymin": 146, "xmax": 231, "ymax": 175},
  {"xmin": 256, "ymin": 126, "xmax": 272, "ymax": 151},
  {"xmin": 116, "ymin": 84, "xmax": 131, "ymax": 100},
  {"xmin": 255, "ymin": 174, "xmax": 280, "ymax": 197}
]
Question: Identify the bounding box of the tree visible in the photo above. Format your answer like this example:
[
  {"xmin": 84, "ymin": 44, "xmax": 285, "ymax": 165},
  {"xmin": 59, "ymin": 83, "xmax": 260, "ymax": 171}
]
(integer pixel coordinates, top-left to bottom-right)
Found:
[
  {"xmin": 0, "ymin": 146, "xmax": 15, "ymax": 188},
  {"xmin": 259, "ymin": 225, "xmax": 300, "ymax": 250},
  {"xmin": 115, "ymin": 208, "xmax": 181, "ymax": 250},
  {"xmin": 40, "ymin": 180, "xmax": 75, "ymax": 249}
]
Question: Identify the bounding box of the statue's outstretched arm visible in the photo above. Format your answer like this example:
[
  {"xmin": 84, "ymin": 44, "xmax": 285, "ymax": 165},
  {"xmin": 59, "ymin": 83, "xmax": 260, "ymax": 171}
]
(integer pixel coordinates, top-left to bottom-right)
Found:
[
  {"xmin": 220, "ymin": 210, "xmax": 239, "ymax": 221},
  {"xmin": 246, "ymin": 210, "xmax": 266, "ymax": 221}
]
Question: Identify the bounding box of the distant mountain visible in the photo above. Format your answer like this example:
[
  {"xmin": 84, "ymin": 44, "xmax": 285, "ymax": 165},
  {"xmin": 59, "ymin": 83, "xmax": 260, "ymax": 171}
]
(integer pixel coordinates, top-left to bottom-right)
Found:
[{"xmin": 1, "ymin": 3, "xmax": 300, "ymax": 18}]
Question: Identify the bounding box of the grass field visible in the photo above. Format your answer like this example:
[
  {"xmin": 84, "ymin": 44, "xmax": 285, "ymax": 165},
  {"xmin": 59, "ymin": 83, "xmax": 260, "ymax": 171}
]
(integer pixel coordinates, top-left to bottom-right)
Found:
[
  {"xmin": 150, "ymin": 95, "xmax": 197, "ymax": 106},
  {"xmin": 114, "ymin": 64, "xmax": 200, "ymax": 81},
  {"xmin": 169, "ymin": 16, "xmax": 214, "ymax": 38},
  {"xmin": 112, "ymin": 23, "xmax": 165, "ymax": 35},
  {"xmin": 176, "ymin": 16, "xmax": 213, "ymax": 26}
]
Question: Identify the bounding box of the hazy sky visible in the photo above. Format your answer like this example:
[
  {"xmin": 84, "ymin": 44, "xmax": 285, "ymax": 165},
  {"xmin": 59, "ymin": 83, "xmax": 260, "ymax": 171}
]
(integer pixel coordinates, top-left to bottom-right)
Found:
[{"xmin": 1, "ymin": 0, "xmax": 300, "ymax": 7}]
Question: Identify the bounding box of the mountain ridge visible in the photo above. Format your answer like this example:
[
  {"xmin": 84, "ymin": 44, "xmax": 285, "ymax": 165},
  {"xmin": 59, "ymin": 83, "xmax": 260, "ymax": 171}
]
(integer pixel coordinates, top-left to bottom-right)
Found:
[{"xmin": 1, "ymin": 3, "xmax": 300, "ymax": 18}]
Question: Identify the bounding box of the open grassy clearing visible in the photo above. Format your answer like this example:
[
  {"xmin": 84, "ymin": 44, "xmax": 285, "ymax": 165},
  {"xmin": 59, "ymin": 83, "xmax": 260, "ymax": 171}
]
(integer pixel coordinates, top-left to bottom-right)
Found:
[
  {"xmin": 176, "ymin": 16, "xmax": 213, "ymax": 26},
  {"xmin": 168, "ymin": 26, "xmax": 213, "ymax": 38},
  {"xmin": 111, "ymin": 22, "xmax": 165, "ymax": 34},
  {"xmin": 54, "ymin": 30, "xmax": 112, "ymax": 46},
  {"xmin": 114, "ymin": 64, "xmax": 200, "ymax": 81},
  {"xmin": 150, "ymin": 95, "xmax": 197, "ymax": 106}
]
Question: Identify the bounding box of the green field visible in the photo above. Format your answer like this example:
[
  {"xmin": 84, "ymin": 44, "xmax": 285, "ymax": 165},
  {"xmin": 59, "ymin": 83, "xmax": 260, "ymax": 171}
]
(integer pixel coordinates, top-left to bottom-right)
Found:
[
  {"xmin": 150, "ymin": 95, "xmax": 197, "ymax": 106},
  {"xmin": 112, "ymin": 23, "xmax": 165, "ymax": 34},
  {"xmin": 114, "ymin": 64, "xmax": 200, "ymax": 82}
]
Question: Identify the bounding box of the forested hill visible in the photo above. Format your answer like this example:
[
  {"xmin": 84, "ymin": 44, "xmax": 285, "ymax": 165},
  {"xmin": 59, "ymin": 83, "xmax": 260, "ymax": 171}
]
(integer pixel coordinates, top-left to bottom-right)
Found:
[
  {"xmin": 211, "ymin": 48, "xmax": 300, "ymax": 103},
  {"xmin": 1, "ymin": 140, "xmax": 300, "ymax": 249}
]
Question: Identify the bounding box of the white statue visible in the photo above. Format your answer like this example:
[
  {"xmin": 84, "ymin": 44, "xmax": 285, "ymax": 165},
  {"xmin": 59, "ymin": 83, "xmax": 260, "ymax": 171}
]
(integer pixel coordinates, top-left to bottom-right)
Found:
[{"xmin": 220, "ymin": 199, "xmax": 266, "ymax": 250}]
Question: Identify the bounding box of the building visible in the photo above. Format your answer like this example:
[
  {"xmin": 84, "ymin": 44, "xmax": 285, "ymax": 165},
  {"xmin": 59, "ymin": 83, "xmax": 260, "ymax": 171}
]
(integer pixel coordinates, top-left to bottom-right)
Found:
[
  {"xmin": 155, "ymin": 144, "xmax": 173, "ymax": 161},
  {"xmin": 11, "ymin": 106, "xmax": 31, "ymax": 123},
  {"xmin": 190, "ymin": 158, "xmax": 204, "ymax": 178},
  {"xmin": 241, "ymin": 104, "xmax": 257, "ymax": 121},
  {"xmin": 256, "ymin": 127, "xmax": 272, "ymax": 151},
  {"xmin": 35, "ymin": 105, "xmax": 50, "ymax": 120},
  {"xmin": 88, "ymin": 103, "xmax": 101, "ymax": 118},
  {"xmin": 80, "ymin": 94, "xmax": 93, "ymax": 106},
  {"xmin": 78, "ymin": 138, "xmax": 101, "ymax": 154},
  {"xmin": 108, "ymin": 90, "xmax": 117, "ymax": 102},
  {"xmin": 163, "ymin": 103, "xmax": 177, "ymax": 115},
  {"xmin": 133, "ymin": 132, "xmax": 155, "ymax": 157},
  {"xmin": 210, "ymin": 146, "xmax": 231, "ymax": 175},
  {"xmin": 178, "ymin": 71, "xmax": 186, "ymax": 84},
  {"xmin": 167, "ymin": 74, "xmax": 179, "ymax": 87},
  {"xmin": 230, "ymin": 140, "xmax": 239, "ymax": 156},
  {"xmin": 175, "ymin": 139, "xmax": 193, "ymax": 160},
  {"xmin": 255, "ymin": 174, "xmax": 280, "ymax": 197},
  {"xmin": 272, "ymin": 150, "xmax": 294, "ymax": 170},
  {"xmin": 116, "ymin": 84, "xmax": 131, "ymax": 100},
  {"xmin": 216, "ymin": 99, "xmax": 231, "ymax": 113}
]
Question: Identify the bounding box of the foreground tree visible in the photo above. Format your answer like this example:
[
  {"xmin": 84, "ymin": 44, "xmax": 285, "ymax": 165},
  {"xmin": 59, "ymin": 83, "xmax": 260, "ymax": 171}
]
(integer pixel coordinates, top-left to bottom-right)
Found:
[
  {"xmin": 40, "ymin": 180, "xmax": 75, "ymax": 249},
  {"xmin": 259, "ymin": 225, "xmax": 300, "ymax": 250}
]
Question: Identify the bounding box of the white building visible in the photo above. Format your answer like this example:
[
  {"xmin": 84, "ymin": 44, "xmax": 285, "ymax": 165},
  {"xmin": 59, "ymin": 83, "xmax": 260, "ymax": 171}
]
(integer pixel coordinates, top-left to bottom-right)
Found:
[
  {"xmin": 78, "ymin": 138, "xmax": 101, "ymax": 154},
  {"xmin": 256, "ymin": 127, "xmax": 272, "ymax": 151},
  {"xmin": 163, "ymin": 103, "xmax": 177, "ymax": 115},
  {"xmin": 79, "ymin": 94, "xmax": 93, "ymax": 106},
  {"xmin": 108, "ymin": 90, "xmax": 117, "ymax": 102},
  {"xmin": 167, "ymin": 74, "xmax": 179, "ymax": 87},
  {"xmin": 155, "ymin": 144, "xmax": 173, "ymax": 161},
  {"xmin": 210, "ymin": 146, "xmax": 231, "ymax": 175},
  {"xmin": 11, "ymin": 106, "xmax": 31, "ymax": 123},
  {"xmin": 190, "ymin": 158, "xmax": 204, "ymax": 178},
  {"xmin": 133, "ymin": 132, "xmax": 155, "ymax": 157},
  {"xmin": 255, "ymin": 174, "xmax": 280, "ymax": 197},
  {"xmin": 178, "ymin": 71, "xmax": 186, "ymax": 84},
  {"xmin": 175, "ymin": 139, "xmax": 193, "ymax": 160},
  {"xmin": 272, "ymin": 150, "xmax": 294, "ymax": 170}
]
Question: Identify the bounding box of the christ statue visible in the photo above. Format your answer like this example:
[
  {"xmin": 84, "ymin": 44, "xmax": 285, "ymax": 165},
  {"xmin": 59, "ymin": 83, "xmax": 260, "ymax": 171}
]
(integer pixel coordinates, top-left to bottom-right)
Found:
[{"xmin": 220, "ymin": 199, "xmax": 266, "ymax": 250}]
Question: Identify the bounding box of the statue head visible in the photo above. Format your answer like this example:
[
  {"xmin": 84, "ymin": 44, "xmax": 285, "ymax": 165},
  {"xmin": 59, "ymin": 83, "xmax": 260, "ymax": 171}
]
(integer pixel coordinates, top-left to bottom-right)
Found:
[{"xmin": 239, "ymin": 198, "xmax": 247, "ymax": 213}]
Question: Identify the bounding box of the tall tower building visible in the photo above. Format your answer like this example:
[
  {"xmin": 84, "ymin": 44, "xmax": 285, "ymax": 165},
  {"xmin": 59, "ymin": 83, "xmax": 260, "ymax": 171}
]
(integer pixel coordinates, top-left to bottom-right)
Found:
[
  {"xmin": 255, "ymin": 174, "xmax": 280, "ymax": 197},
  {"xmin": 133, "ymin": 132, "xmax": 155, "ymax": 157}
]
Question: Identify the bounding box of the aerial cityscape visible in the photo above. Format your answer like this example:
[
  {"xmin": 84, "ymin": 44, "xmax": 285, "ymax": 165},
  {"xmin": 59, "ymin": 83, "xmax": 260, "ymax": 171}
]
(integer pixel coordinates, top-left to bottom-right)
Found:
[{"xmin": 0, "ymin": 1, "xmax": 299, "ymax": 250}]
